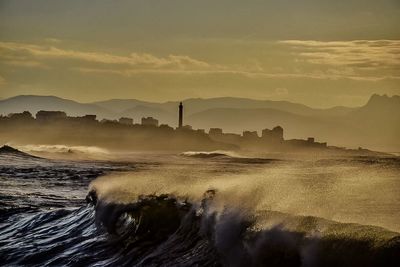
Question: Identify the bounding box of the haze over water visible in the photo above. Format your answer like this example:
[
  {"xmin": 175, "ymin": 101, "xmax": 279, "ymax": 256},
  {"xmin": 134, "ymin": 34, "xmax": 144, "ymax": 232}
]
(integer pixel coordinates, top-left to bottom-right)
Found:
[
  {"xmin": 1, "ymin": 1, "xmax": 399, "ymax": 266},
  {"xmin": 91, "ymin": 151, "xmax": 400, "ymax": 233},
  {"xmin": 1, "ymin": 145, "xmax": 399, "ymax": 266}
]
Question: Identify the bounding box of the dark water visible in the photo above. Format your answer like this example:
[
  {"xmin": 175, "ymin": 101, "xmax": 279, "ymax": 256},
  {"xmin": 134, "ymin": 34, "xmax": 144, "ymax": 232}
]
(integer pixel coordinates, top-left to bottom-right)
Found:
[{"xmin": 0, "ymin": 149, "xmax": 399, "ymax": 266}]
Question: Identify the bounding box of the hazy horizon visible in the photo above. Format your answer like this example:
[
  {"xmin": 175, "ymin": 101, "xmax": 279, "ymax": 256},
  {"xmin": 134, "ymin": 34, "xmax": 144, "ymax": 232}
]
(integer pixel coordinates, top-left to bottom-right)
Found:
[
  {"xmin": 1, "ymin": 1, "xmax": 399, "ymax": 108},
  {"xmin": 1, "ymin": 2, "xmax": 400, "ymax": 265},
  {"xmin": 2, "ymin": 92, "xmax": 398, "ymax": 109}
]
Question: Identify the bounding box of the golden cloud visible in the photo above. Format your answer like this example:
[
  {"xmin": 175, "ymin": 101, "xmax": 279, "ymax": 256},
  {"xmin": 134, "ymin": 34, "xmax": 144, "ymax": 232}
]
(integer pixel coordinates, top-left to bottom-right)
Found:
[
  {"xmin": 279, "ymin": 40, "xmax": 400, "ymax": 68},
  {"xmin": 1, "ymin": 40, "xmax": 398, "ymax": 82},
  {"xmin": 0, "ymin": 41, "xmax": 211, "ymax": 70}
]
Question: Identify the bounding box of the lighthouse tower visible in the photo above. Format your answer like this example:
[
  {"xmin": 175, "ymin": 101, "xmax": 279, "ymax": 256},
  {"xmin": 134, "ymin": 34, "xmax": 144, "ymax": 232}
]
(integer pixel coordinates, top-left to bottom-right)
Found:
[{"xmin": 178, "ymin": 102, "xmax": 183, "ymax": 128}]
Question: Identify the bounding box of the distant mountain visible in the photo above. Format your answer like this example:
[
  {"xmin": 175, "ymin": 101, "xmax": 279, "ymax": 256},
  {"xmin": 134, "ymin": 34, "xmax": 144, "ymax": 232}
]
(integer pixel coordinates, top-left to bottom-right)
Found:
[
  {"xmin": 344, "ymin": 94, "xmax": 400, "ymax": 151},
  {"xmin": 119, "ymin": 105, "xmax": 176, "ymax": 125},
  {"xmin": 180, "ymin": 97, "xmax": 356, "ymax": 117},
  {"xmin": 0, "ymin": 95, "xmax": 114, "ymax": 118},
  {"xmin": 93, "ymin": 97, "xmax": 355, "ymax": 117},
  {"xmin": 186, "ymin": 108, "xmax": 360, "ymax": 147},
  {"xmin": 185, "ymin": 94, "xmax": 399, "ymax": 151},
  {"xmin": 93, "ymin": 99, "xmax": 158, "ymax": 113},
  {"xmin": 350, "ymin": 94, "xmax": 400, "ymax": 119},
  {"xmin": 0, "ymin": 94, "xmax": 398, "ymax": 151},
  {"xmin": 187, "ymin": 108, "xmax": 342, "ymax": 137}
]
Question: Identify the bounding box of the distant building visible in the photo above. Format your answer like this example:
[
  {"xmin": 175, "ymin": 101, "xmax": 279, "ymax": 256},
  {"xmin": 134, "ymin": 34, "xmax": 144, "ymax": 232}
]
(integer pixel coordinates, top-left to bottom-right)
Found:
[
  {"xmin": 8, "ymin": 111, "xmax": 34, "ymax": 121},
  {"xmin": 119, "ymin": 117, "xmax": 133, "ymax": 125},
  {"xmin": 67, "ymin": 114, "xmax": 97, "ymax": 123},
  {"xmin": 209, "ymin": 128, "xmax": 223, "ymax": 136},
  {"xmin": 36, "ymin": 111, "xmax": 67, "ymax": 122},
  {"xmin": 211, "ymin": 132, "xmax": 241, "ymax": 144},
  {"xmin": 80, "ymin": 115, "xmax": 97, "ymax": 121},
  {"xmin": 243, "ymin": 131, "xmax": 258, "ymax": 138},
  {"xmin": 286, "ymin": 138, "xmax": 327, "ymax": 148},
  {"xmin": 181, "ymin": 125, "xmax": 193, "ymax": 130},
  {"xmin": 141, "ymin": 117, "xmax": 159, "ymax": 127},
  {"xmin": 179, "ymin": 102, "xmax": 183, "ymax": 128},
  {"xmin": 100, "ymin": 119, "xmax": 118, "ymax": 125},
  {"xmin": 159, "ymin": 124, "xmax": 174, "ymax": 131},
  {"xmin": 262, "ymin": 126, "xmax": 284, "ymax": 141}
]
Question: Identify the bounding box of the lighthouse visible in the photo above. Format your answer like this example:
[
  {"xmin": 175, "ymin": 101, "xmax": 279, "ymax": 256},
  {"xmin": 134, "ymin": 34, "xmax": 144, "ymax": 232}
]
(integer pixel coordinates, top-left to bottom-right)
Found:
[{"xmin": 179, "ymin": 102, "xmax": 183, "ymax": 128}]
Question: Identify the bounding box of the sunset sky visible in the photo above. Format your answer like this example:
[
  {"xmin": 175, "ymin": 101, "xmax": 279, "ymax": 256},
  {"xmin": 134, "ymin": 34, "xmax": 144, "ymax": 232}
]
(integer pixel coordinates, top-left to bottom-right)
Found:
[{"xmin": 0, "ymin": 0, "xmax": 399, "ymax": 107}]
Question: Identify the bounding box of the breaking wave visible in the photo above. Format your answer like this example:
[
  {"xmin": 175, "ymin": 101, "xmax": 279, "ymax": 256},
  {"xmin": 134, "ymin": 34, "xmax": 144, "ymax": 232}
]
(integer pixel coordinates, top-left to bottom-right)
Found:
[
  {"xmin": 1, "ymin": 189, "xmax": 399, "ymax": 267},
  {"xmin": 1, "ymin": 149, "xmax": 400, "ymax": 266},
  {"xmin": 14, "ymin": 144, "xmax": 110, "ymax": 159},
  {"xmin": 181, "ymin": 151, "xmax": 237, "ymax": 159},
  {"xmin": 181, "ymin": 151, "xmax": 279, "ymax": 165}
]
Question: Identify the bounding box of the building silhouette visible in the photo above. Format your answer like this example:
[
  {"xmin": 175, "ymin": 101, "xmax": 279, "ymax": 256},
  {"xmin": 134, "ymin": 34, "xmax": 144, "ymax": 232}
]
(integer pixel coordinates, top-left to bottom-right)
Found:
[
  {"xmin": 209, "ymin": 128, "xmax": 223, "ymax": 136},
  {"xmin": 242, "ymin": 130, "xmax": 258, "ymax": 139},
  {"xmin": 262, "ymin": 126, "xmax": 283, "ymax": 141},
  {"xmin": 141, "ymin": 117, "xmax": 159, "ymax": 127},
  {"xmin": 8, "ymin": 111, "xmax": 33, "ymax": 121},
  {"xmin": 179, "ymin": 102, "xmax": 183, "ymax": 128},
  {"xmin": 36, "ymin": 111, "xmax": 67, "ymax": 122},
  {"xmin": 119, "ymin": 117, "xmax": 133, "ymax": 125}
]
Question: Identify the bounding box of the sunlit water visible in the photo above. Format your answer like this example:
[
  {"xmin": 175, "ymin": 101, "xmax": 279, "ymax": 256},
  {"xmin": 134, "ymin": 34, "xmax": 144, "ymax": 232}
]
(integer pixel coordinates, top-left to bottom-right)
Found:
[{"xmin": 0, "ymin": 148, "xmax": 399, "ymax": 266}]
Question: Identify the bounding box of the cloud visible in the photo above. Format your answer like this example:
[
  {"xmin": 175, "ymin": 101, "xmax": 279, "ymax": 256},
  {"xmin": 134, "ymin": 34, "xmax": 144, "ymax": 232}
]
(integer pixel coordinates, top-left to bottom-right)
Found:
[
  {"xmin": 2, "ymin": 60, "xmax": 48, "ymax": 68},
  {"xmin": 1, "ymin": 40, "xmax": 398, "ymax": 82},
  {"xmin": 44, "ymin": 38, "xmax": 62, "ymax": 44},
  {"xmin": 0, "ymin": 41, "xmax": 212, "ymax": 70},
  {"xmin": 279, "ymin": 40, "xmax": 400, "ymax": 68}
]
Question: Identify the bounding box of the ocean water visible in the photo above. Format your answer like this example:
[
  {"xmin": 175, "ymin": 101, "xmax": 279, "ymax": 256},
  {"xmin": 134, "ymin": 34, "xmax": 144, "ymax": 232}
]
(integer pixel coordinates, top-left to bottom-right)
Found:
[{"xmin": 0, "ymin": 148, "xmax": 399, "ymax": 266}]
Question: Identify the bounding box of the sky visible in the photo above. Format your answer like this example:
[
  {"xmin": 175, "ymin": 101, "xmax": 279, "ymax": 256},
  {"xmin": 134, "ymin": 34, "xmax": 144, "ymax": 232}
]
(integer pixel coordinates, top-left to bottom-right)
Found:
[{"xmin": 0, "ymin": 0, "xmax": 399, "ymax": 108}]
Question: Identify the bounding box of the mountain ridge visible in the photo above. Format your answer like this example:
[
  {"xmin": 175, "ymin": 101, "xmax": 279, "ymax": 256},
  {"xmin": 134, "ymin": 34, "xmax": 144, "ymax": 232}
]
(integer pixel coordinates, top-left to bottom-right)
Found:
[{"xmin": 0, "ymin": 94, "xmax": 398, "ymax": 151}]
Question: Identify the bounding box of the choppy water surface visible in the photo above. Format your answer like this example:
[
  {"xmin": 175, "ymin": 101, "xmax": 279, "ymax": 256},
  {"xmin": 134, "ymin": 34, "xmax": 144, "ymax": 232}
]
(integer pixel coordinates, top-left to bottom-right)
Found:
[{"xmin": 0, "ymin": 149, "xmax": 399, "ymax": 266}]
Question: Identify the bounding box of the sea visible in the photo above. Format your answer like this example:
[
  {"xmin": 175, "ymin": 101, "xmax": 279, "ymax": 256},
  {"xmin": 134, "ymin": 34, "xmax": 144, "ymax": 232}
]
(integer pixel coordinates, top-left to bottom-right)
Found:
[{"xmin": 0, "ymin": 146, "xmax": 399, "ymax": 266}]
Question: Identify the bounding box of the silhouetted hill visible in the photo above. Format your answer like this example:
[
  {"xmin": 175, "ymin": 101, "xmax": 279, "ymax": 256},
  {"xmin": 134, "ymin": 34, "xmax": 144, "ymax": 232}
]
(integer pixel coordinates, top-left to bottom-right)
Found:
[
  {"xmin": 0, "ymin": 95, "xmax": 113, "ymax": 118},
  {"xmin": 0, "ymin": 94, "xmax": 398, "ymax": 151},
  {"xmin": 186, "ymin": 107, "xmax": 351, "ymax": 142},
  {"xmin": 119, "ymin": 105, "xmax": 175, "ymax": 125},
  {"xmin": 93, "ymin": 97, "xmax": 355, "ymax": 117},
  {"xmin": 93, "ymin": 99, "xmax": 157, "ymax": 113},
  {"xmin": 344, "ymin": 94, "xmax": 400, "ymax": 151},
  {"xmin": 183, "ymin": 97, "xmax": 356, "ymax": 117},
  {"xmin": 184, "ymin": 94, "xmax": 399, "ymax": 151},
  {"xmin": 351, "ymin": 94, "xmax": 400, "ymax": 118}
]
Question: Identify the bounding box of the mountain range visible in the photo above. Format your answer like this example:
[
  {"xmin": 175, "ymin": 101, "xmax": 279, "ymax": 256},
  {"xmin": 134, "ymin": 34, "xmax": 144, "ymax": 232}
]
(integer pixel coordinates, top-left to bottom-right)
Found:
[{"xmin": 0, "ymin": 94, "xmax": 399, "ymax": 152}]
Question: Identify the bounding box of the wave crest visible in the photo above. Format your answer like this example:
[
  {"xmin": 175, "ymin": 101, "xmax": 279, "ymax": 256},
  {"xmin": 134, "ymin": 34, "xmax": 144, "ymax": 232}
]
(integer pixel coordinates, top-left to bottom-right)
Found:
[{"xmin": 85, "ymin": 189, "xmax": 400, "ymax": 267}]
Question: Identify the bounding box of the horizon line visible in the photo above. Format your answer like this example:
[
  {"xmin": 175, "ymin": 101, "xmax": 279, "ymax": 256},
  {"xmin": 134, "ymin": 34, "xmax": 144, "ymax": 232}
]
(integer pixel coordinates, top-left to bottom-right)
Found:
[{"xmin": 1, "ymin": 93, "xmax": 391, "ymax": 110}]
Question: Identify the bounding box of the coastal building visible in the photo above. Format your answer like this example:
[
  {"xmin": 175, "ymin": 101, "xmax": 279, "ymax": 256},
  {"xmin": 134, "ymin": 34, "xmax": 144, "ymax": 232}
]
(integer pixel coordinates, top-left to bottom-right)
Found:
[
  {"xmin": 209, "ymin": 128, "xmax": 223, "ymax": 136},
  {"xmin": 243, "ymin": 131, "xmax": 258, "ymax": 139},
  {"xmin": 36, "ymin": 110, "xmax": 67, "ymax": 122},
  {"xmin": 79, "ymin": 115, "xmax": 97, "ymax": 122},
  {"xmin": 100, "ymin": 119, "xmax": 117, "ymax": 123},
  {"xmin": 262, "ymin": 126, "xmax": 284, "ymax": 141},
  {"xmin": 68, "ymin": 115, "xmax": 97, "ymax": 123},
  {"xmin": 141, "ymin": 117, "xmax": 159, "ymax": 127},
  {"xmin": 286, "ymin": 138, "xmax": 327, "ymax": 148},
  {"xmin": 211, "ymin": 132, "xmax": 241, "ymax": 144},
  {"xmin": 159, "ymin": 124, "xmax": 174, "ymax": 131},
  {"xmin": 7, "ymin": 111, "xmax": 34, "ymax": 121},
  {"xmin": 119, "ymin": 117, "xmax": 133, "ymax": 125},
  {"xmin": 181, "ymin": 125, "xmax": 193, "ymax": 130}
]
